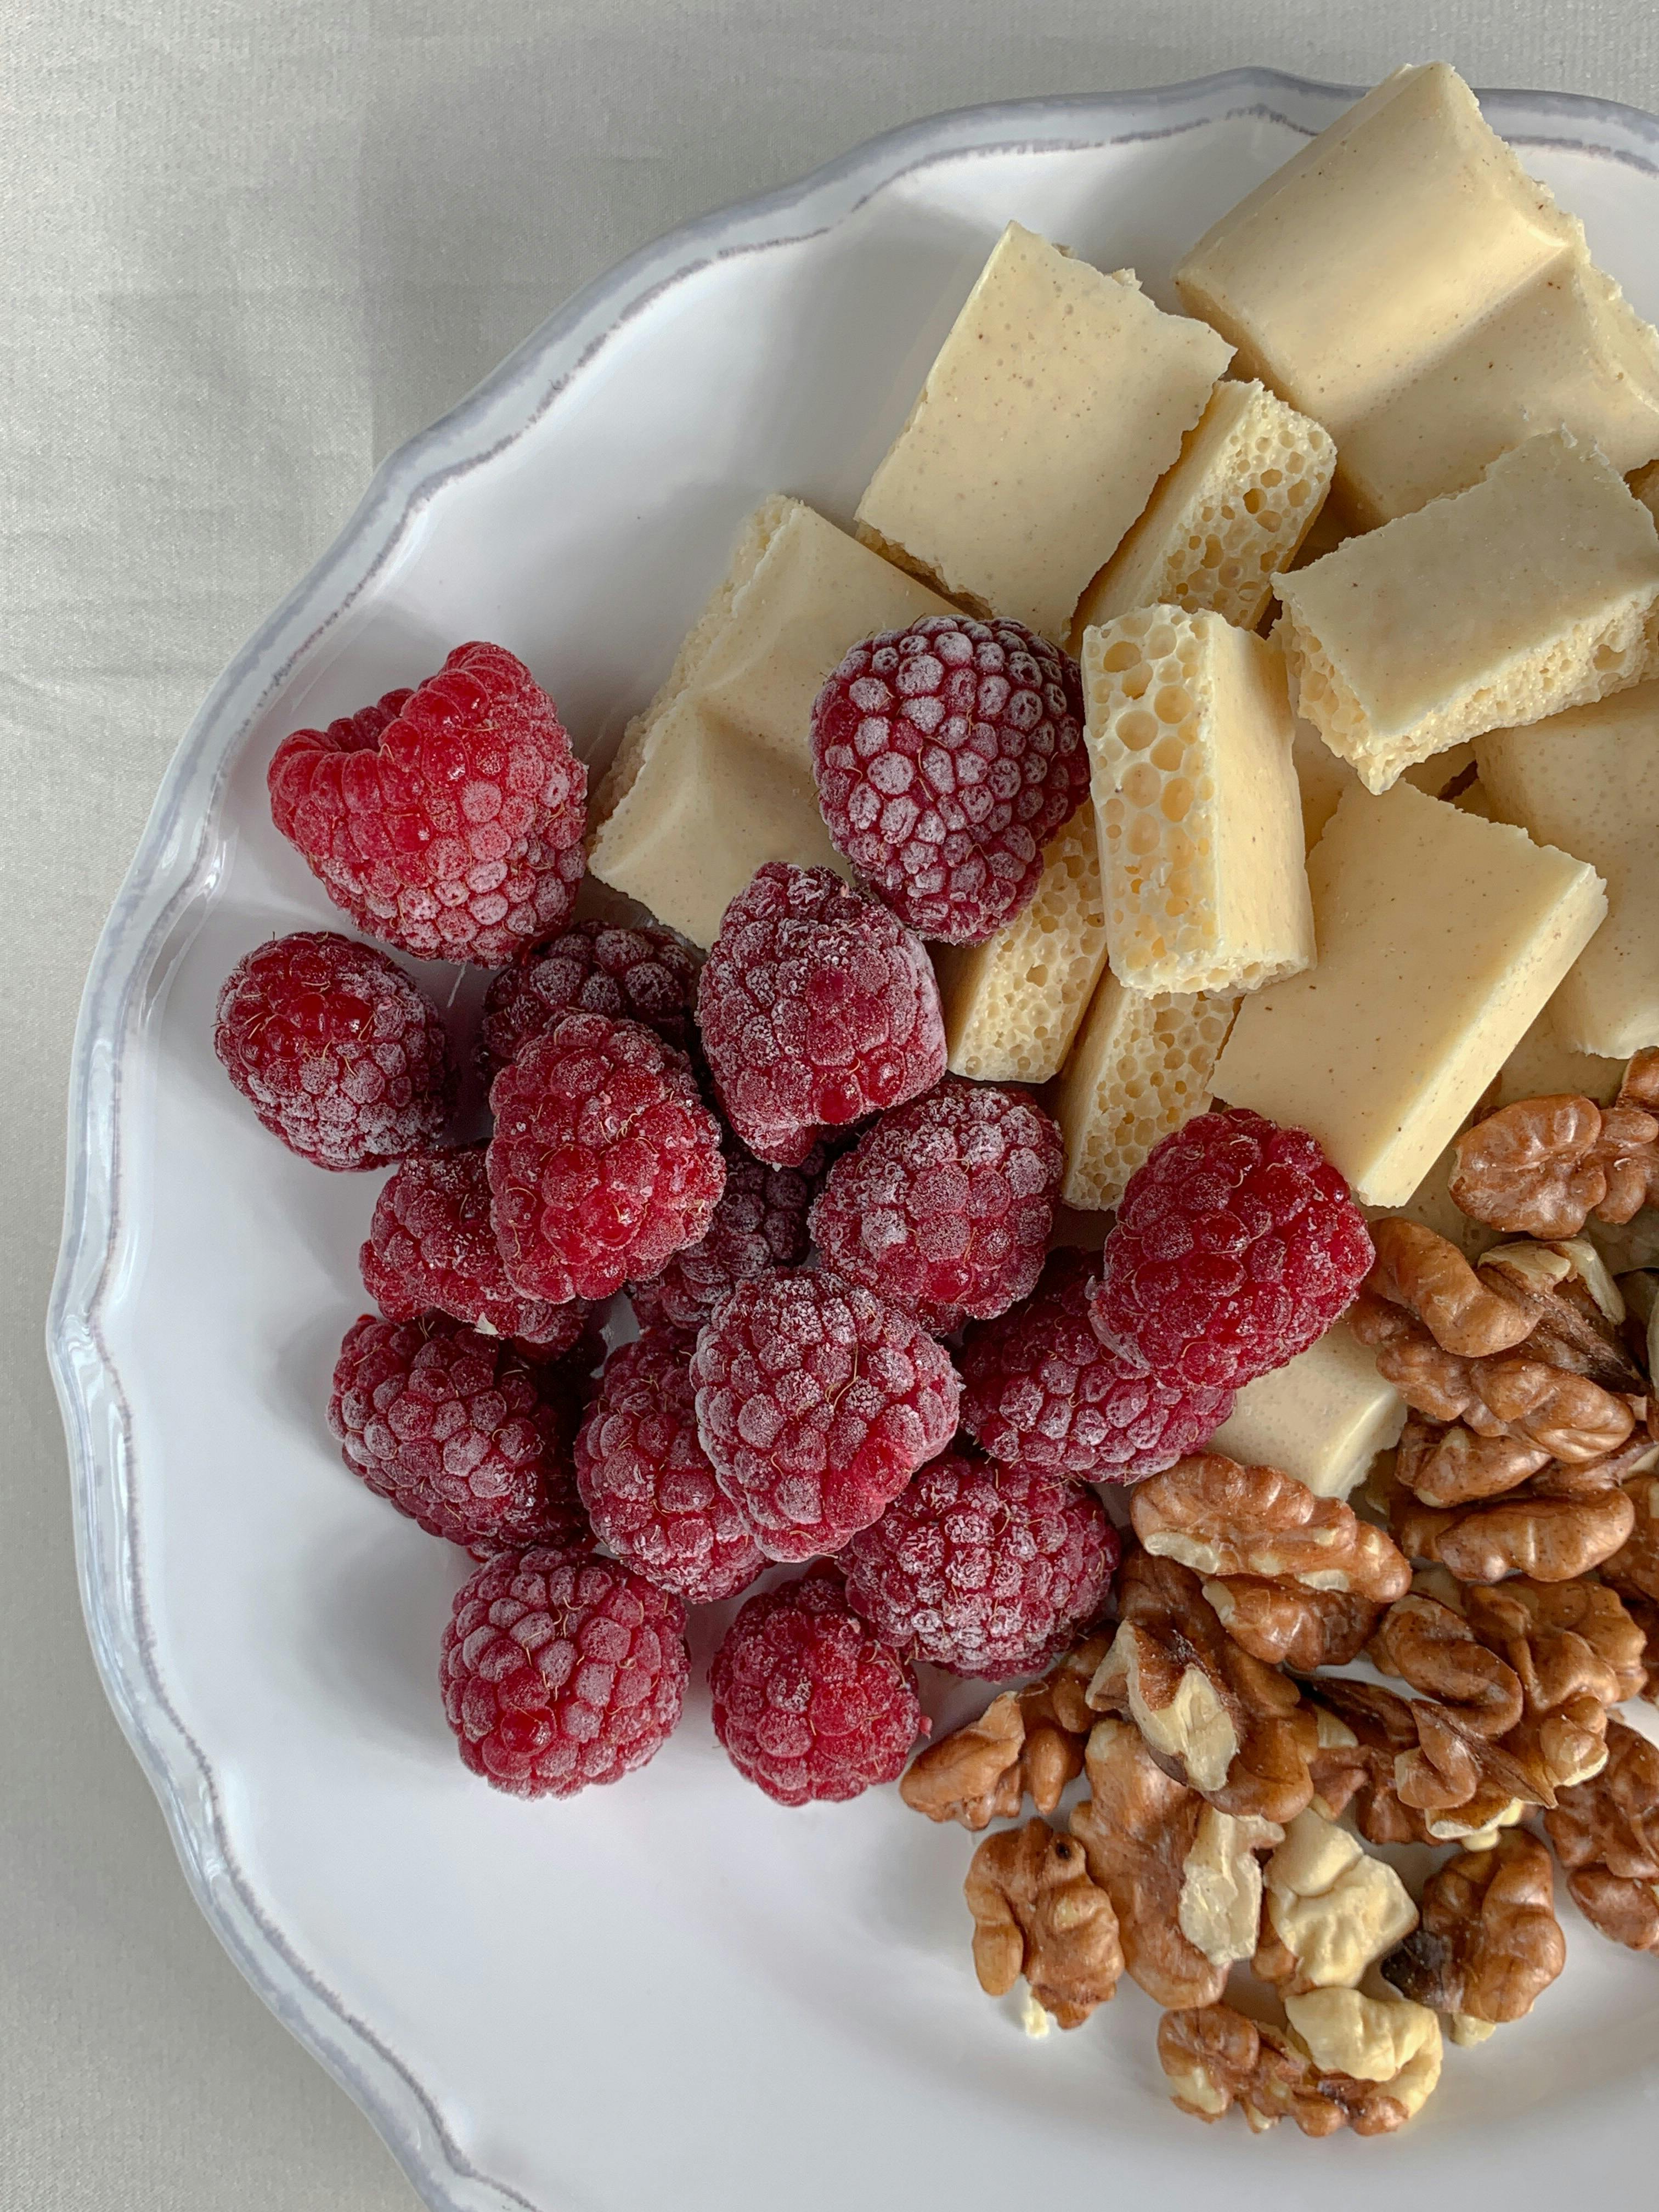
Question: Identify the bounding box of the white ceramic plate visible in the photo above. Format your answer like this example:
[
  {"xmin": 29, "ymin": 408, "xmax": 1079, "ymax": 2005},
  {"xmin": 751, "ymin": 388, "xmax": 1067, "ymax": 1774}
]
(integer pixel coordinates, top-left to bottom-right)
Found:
[{"xmin": 49, "ymin": 69, "xmax": 1659, "ymax": 2212}]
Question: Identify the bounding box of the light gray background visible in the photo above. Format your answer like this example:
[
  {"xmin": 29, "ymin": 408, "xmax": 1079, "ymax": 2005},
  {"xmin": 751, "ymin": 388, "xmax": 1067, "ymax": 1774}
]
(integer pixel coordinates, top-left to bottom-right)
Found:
[{"xmin": 6, "ymin": 2, "xmax": 1658, "ymax": 2205}]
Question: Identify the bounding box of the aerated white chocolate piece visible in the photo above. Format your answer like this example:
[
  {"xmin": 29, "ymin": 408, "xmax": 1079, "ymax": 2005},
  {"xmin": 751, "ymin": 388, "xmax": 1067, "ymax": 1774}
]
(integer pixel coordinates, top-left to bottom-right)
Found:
[
  {"xmin": 1082, "ymin": 607, "xmax": 1313, "ymax": 994},
  {"xmin": 1213, "ymin": 779, "xmax": 1607, "ymax": 1207},
  {"xmin": 588, "ymin": 498, "xmax": 950, "ymax": 946},
  {"xmin": 1070, "ymin": 380, "xmax": 1334, "ymax": 644},
  {"xmin": 855, "ymin": 223, "xmax": 1231, "ymax": 642},
  {"xmin": 1176, "ymin": 63, "xmax": 1659, "ymax": 525},
  {"xmin": 1209, "ymin": 1327, "xmax": 1404, "ymax": 1502},
  {"xmin": 1477, "ymin": 681, "xmax": 1659, "ymax": 1058},
  {"xmin": 1276, "ymin": 433, "xmax": 1659, "ymax": 794},
  {"xmin": 933, "ymin": 805, "xmax": 1108, "ymax": 1084},
  {"xmin": 1051, "ymin": 974, "xmax": 1237, "ymax": 1212}
]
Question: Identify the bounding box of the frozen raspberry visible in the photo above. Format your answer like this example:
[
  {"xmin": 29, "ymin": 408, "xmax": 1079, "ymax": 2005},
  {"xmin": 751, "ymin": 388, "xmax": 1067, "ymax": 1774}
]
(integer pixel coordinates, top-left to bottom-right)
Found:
[
  {"xmin": 697, "ymin": 862, "xmax": 945, "ymax": 1166},
  {"xmin": 691, "ymin": 1268, "xmax": 960, "ymax": 1561},
  {"xmin": 574, "ymin": 1328, "xmax": 765, "ymax": 1604},
  {"xmin": 1089, "ymin": 1107, "xmax": 1374, "ymax": 1393},
  {"xmin": 213, "ymin": 930, "xmax": 453, "ymax": 1170},
  {"xmin": 960, "ymin": 1248, "xmax": 1233, "ymax": 1483},
  {"xmin": 840, "ymin": 1449, "xmax": 1118, "ymax": 1677},
  {"xmin": 809, "ymin": 1077, "xmax": 1061, "ymax": 1332},
  {"xmin": 267, "ymin": 642, "xmax": 586, "ymax": 965},
  {"xmin": 479, "ymin": 918, "xmax": 698, "ymax": 1076},
  {"xmin": 629, "ymin": 1139, "xmax": 827, "ymax": 1334},
  {"xmin": 487, "ymin": 1013, "xmax": 725, "ymax": 1304},
  {"xmin": 810, "ymin": 614, "xmax": 1089, "ymax": 944},
  {"xmin": 708, "ymin": 1568, "xmax": 922, "ymax": 1804},
  {"xmin": 359, "ymin": 1144, "xmax": 594, "ymax": 1351},
  {"xmin": 442, "ymin": 1546, "xmax": 687, "ymax": 1797},
  {"xmin": 329, "ymin": 1312, "xmax": 589, "ymax": 1551}
]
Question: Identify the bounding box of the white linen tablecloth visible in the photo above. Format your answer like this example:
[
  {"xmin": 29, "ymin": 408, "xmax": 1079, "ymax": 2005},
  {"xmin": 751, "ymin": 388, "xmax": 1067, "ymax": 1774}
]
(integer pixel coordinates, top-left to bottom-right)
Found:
[{"xmin": 6, "ymin": 2, "xmax": 1658, "ymax": 2203}]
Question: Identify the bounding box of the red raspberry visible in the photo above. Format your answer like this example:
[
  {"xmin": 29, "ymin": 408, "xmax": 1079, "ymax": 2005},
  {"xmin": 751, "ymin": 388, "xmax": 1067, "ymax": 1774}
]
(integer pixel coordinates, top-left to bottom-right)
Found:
[
  {"xmin": 574, "ymin": 1328, "xmax": 765, "ymax": 1604},
  {"xmin": 810, "ymin": 614, "xmax": 1089, "ymax": 944},
  {"xmin": 1089, "ymin": 1107, "xmax": 1374, "ymax": 1393},
  {"xmin": 960, "ymin": 1248, "xmax": 1233, "ymax": 1483},
  {"xmin": 696, "ymin": 862, "xmax": 946, "ymax": 1167},
  {"xmin": 442, "ymin": 1546, "xmax": 687, "ymax": 1797},
  {"xmin": 479, "ymin": 918, "xmax": 698, "ymax": 1076},
  {"xmin": 839, "ymin": 1449, "xmax": 1118, "ymax": 1677},
  {"xmin": 213, "ymin": 930, "xmax": 453, "ymax": 1170},
  {"xmin": 267, "ymin": 642, "xmax": 586, "ymax": 965},
  {"xmin": 359, "ymin": 1144, "xmax": 594, "ymax": 1351},
  {"xmin": 690, "ymin": 1268, "xmax": 960, "ymax": 1561},
  {"xmin": 708, "ymin": 1569, "xmax": 922, "ymax": 1804},
  {"xmin": 809, "ymin": 1077, "xmax": 1062, "ymax": 1332},
  {"xmin": 629, "ymin": 1140, "xmax": 827, "ymax": 1335},
  {"xmin": 487, "ymin": 1013, "xmax": 725, "ymax": 1303},
  {"xmin": 329, "ymin": 1312, "xmax": 589, "ymax": 1551}
]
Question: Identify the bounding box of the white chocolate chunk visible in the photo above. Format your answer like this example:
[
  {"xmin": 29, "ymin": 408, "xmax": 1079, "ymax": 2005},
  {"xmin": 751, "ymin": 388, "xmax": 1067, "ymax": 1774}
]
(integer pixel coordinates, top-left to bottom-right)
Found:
[
  {"xmin": 1082, "ymin": 608, "xmax": 1313, "ymax": 992},
  {"xmin": 1069, "ymin": 380, "xmax": 1335, "ymax": 644},
  {"xmin": 1276, "ymin": 432, "xmax": 1659, "ymax": 794},
  {"xmin": 1176, "ymin": 63, "xmax": 1659, "ymax": 524},
  {"xmin": 1052, "ymin": 975, "xmax": 1237, "ymax": 1212},
  {"xmin": 1212, "ymin": 780, "xmax": 1607, "ymax": 1206},
  {"xmin": 588, "ymin": 498, "xmax": 951, "ymax": 945},
  {"xmin": 933, "ymin": 805, "xmax": 1107, "ymax": 1084},
  {"xmin": 1477, "ymin": 680, "xmax": 1659, "ymax": 1056},
  {"xmin": 1209, "ymin": 1325, "xmax": 1404, "ymax": 1501},
  {"xmin": 1291, "ymin": 718, "xmax": 1359, "ymax": 851},
  {"xmin": 856, "ymin": 223, "xmax": 1231, "ymax": 641}
]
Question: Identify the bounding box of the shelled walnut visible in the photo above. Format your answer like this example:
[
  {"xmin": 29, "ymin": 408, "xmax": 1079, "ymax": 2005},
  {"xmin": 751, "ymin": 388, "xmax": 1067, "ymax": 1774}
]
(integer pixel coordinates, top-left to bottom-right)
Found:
[
  {"xmin": 1380, "ymin": 1830, "xmax": 1565, "ymax": 2039},
  {"xmin": 963, "ymin": 1820, "xmax": 1124, "ymax": 2026},
  {"xmin": 1464, "ymin": 1578, "xmax": 1646, "ymax": 1789},
  {"xmin": 1388, "ymin": 1462, "xmax": 1637, "ymax": 1583},
  {"xmin": 1084, "ymin": 1553, "xmax": 1317, "ymax": 1822},
  {"xmin": 1544, "ymin": 1717, "xmax": 1659, "ymax": 1955},
  {"xmin": 1157, "ymin": 1993, "xmax": 1441, "ymax": 2136},
  {"xmin": 1450, "ymin": 1053, "xmax": 1659, "ymax": 1237},
  {"xmin": 1367, "ymin": 1592, "xmax": 1525, "ymax": 1736},
  {"xmin": 900, "ymin": 1634, "xmax": 1109, "ymax": 1828},
  {"xmin": 1069, "ymin": 1717, "xmax": 1281, "ymax": 2010},
  {"xmin": 1253, "ymin": 1809, "xmax": 1418, "ymax": 1993},
  {"xmin": 1602, "ymin": 1469, "xmax": 1659, "ymax": 1607},
  {"xmin": 1308, "ymin": 1677, "xmax": 1546, "ymax": 1844}
]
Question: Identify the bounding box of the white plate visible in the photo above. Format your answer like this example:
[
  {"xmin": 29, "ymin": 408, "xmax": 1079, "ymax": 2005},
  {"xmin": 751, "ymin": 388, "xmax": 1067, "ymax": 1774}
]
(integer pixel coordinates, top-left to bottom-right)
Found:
[{"xmin": 49, "ymin": 69, "xmax": 1659, "ymax": 2212}]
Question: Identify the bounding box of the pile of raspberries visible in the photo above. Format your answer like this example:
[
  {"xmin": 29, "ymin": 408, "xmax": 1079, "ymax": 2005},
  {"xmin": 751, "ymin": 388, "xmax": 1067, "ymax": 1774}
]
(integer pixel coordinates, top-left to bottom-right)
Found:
[{"xmin": 217, "ymin": 627, "xmax": 1373, "ymax": 1806}]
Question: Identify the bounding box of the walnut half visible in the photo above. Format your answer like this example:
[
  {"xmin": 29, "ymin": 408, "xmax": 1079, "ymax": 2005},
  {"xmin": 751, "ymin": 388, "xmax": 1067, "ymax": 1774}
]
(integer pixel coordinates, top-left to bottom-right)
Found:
[
  {"xmin": 963, "ymin": 1820, "xmax": 1123, "ymax": 2027},
  {"xmin": 1254, "ymin": 1808, "xmax": 1418, "ymax": 1994},
  {"xmin": 1380, "ymin": 1830, "xmax": 1565, "ymax": 2032},
  {"xmin": 1157, "ymin": 1993, "xmax": 1441, "ymax": 2137},
  {"xmin": 1543, "ymin": 1717, "xmax": 1659, "ymax": 1956},
  {"xmin": 1449, "ymin": 1057, "xmax": 1659, "ymax": 1237}
]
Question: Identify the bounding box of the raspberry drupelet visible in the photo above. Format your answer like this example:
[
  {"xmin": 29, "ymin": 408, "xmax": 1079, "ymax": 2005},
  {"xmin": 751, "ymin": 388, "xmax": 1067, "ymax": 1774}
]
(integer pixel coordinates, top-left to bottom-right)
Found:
[
  {"xmin": 1088, "ymin": 1107, "xmax": 1374, "ymax": 1394},
  {"xmin": 839, "ymin": 1449, "xmax": 1119, "ymax": 1678},
  {"xmin": 360, "ymin": 1144, "xmax": 594, "ymax": 1351},
  {"xmin": 629, "ymin": 1138, "xmax": 828, "ymax": 1336},
  {"xmin": 267, "ymin": 642, "xmax": 586, "ymax": 965},
  {"xmin": 213, "ymin": 930, "xmax": 454, "ymax": 1170},
  {"xmin": 809, "ymin": 613, "xmax": 1090, "ymax": 944},
  {"xmin": 809, "ymin": 1076, "xmax": 1062, "ymax": 1333},
  {"xmin": 959, "ymin": 1247, "xmax": 1234, "ymax": 1483},
  {"xmin": 329, "ymin": 1311, "xmax": 590, "ymax": 1552},
  {"xmin": 695, "ymin": 862, "xmax": 946, "ymax": 1167},
  {"xmin": 574, "ymin": 1327, "xmax": 765, "ymax": 1605},
  {"xmin": 708, "ymin": 1569, "xmax": 922, "ymax": 1805},
  {"xmin": 691, "ymin": 1267, "xmax": 960, "ymax": 1561},
  {"xmin": 442, "ymin": 1546, "xmax": 687, "ymax": 1797},
  {"xmin": 487, "ymin": 1012, "xmax": 725, "ymax": 1305},
  {"xmin": 478, "ymin": 917, "xmax": 699, "ymax": 1076}
]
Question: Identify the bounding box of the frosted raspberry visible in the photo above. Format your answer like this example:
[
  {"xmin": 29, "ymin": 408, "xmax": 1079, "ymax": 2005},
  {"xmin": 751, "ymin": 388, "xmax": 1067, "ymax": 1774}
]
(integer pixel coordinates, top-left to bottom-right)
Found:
[
  {"xmin": 574, "ymin": 1328, "xmax": 765, "ymax": 1604},
  {"xmin": 329, "ymin": 1312, "xmax": 589, "ymax": 1551},
  {"xmin": 810, "ymin": 614, "xmax": 1089, "ymax": 943},
  {"xmin": 479, "ymin": 918, "xmax": 698, "ymax": 1075},
  {"xmin": 1090, "ymin": 1108, "xmax": 1374, "ymax": 1393},
  {"xmin": 839, "ymin": 1449, "xmax": 1118, "ymax": 1677},
  {"xmin": 487, "ymin": 1013, "xmax": 725, "ymax": 1303},
  {"xmin": 809, "ymin": 1077, "xmax": 1062, "ymax": 1331},
  {"xmin": 267, "ymin": 642, "xmax": 586, "ymax": 965},
  {"xmin": 696, "ymin": 862, "xmax": 946, "ymax": 1167},
  {"xmin": 960, "ymin": 1248, "xmax": 1233, "ymax": 1482},
  {"xmin": 629, "ymin": 1139, "xmax": 827, "ymax": 1334},
  {"xmin": 442, "ymin": 1546, "xmax": 687, "ymax": 1797},
  {"xmin": 360, "ymin": 1144, "xmax": 594, "ymax": 1351},
  {"xmin": 213, "ymin": 930, "xmax": 453, "ymax": 1170},
  {"xmin": 691, "ymin": 1268, "xmax": 960, "ymax": 1561},
  {"xmin": 708, "ymin": 1569, "xmax": 922, "ymax": 1804}
]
